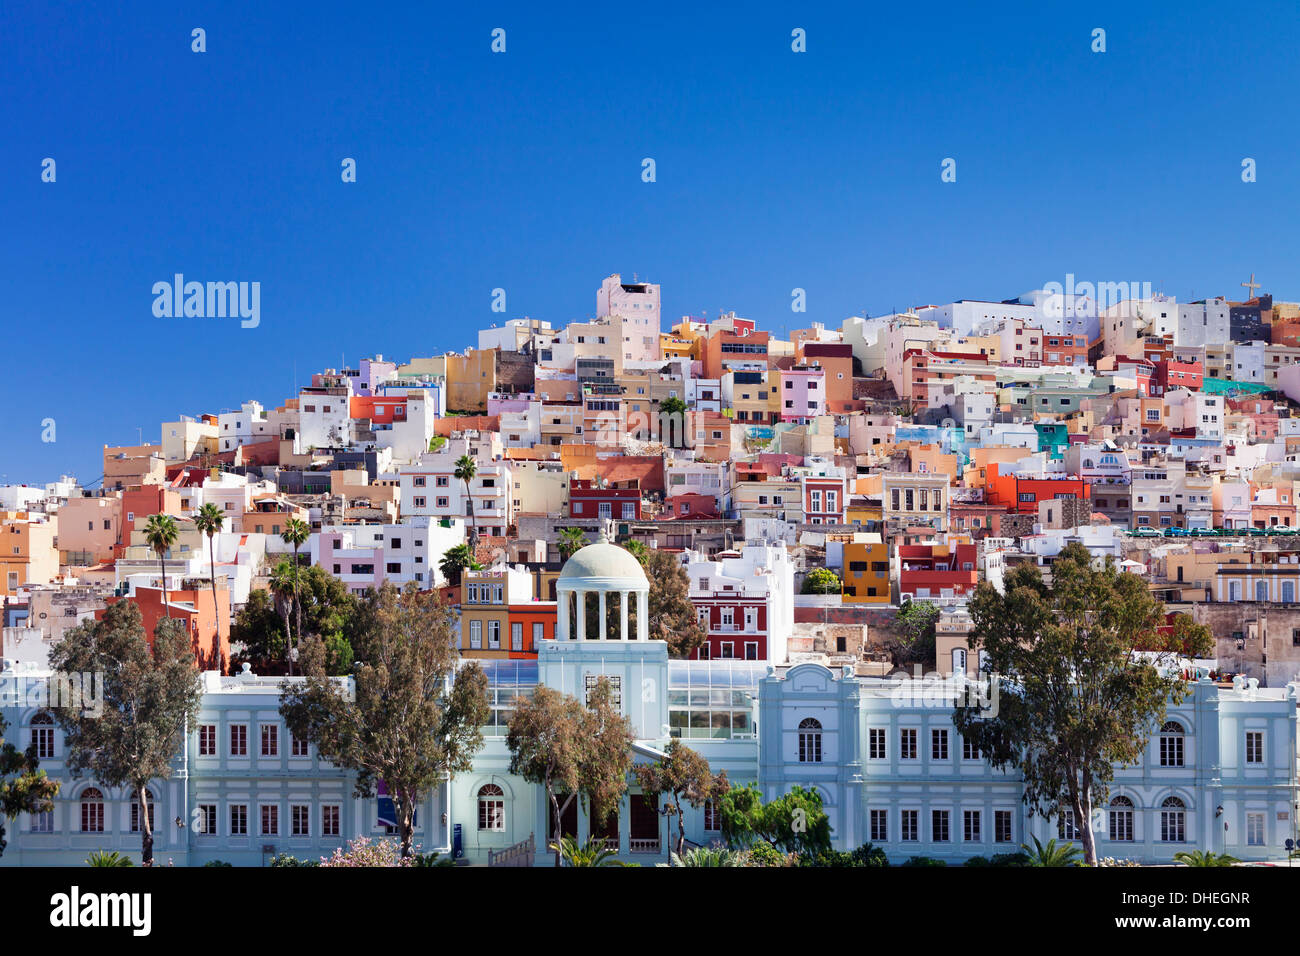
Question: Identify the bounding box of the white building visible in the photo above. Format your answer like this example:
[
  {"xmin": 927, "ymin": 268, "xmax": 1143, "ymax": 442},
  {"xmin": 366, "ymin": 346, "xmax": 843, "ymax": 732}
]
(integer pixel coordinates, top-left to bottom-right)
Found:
[
  {"xmin": 598, "ymin": 273, "xmax": 661, "ymax": 364},
  {"xmin": 217, "ymin": 400, "xmax": 274, "ymax": 454},
  {"xmin": 683, "ymin": 543, "xmax": 795, "ymax": 663}
]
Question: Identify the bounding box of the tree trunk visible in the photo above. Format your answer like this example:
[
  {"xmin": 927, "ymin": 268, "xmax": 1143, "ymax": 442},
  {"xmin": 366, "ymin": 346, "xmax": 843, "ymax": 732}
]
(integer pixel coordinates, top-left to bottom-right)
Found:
[
  {"xmin": 139, "ymin": 784, "xmax": 154, "ymax": 867},
  {"xmin": 550, "ymin": 790, "xmax": 563, "ymax": 867},
  {"xmin": 208, "ymin": 534, "xmax": 220, "ymax": 670},
  {"xmin": 283, "ymin": 600, "xmax": 293, "ymax": 677},
  {"xmin": 675, "ymin": 797, "xmax": 686, "ymax": 856},
  {"xmin": 293, "ymin": 546, "xmax": 302, "ymax": 671},
  {"xmin": 1078, "ymin": 773, "xmax": 1097, "ymax": 866},
  {"xmin": 159, "ymin": 552, "xmax": 171, "ymax": 619},
  {"xmin": 464, "ymin": 482, "xmax": 477, "ymax": 549},
  {"xmin": 398, "ymin": 791, "xmax": 415, "ymax": 859}
]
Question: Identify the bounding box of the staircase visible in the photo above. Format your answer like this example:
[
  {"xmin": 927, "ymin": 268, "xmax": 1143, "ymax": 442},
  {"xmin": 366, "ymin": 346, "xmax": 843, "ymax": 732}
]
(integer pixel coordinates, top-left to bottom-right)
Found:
[{"xmin": 488, "ymin": 832, "xmax": 535, "ymax": 867}]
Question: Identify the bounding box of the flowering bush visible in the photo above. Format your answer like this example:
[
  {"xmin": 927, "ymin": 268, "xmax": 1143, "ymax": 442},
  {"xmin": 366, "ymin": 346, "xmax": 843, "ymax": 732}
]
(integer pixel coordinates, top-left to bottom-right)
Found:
[
  {"xmin": 318, "ymin": 837, "xmax": 415, "ymax": 867},
  {"xmin": 1097, "ymin": 856, "xmax": 1141, "ymax": 867}
]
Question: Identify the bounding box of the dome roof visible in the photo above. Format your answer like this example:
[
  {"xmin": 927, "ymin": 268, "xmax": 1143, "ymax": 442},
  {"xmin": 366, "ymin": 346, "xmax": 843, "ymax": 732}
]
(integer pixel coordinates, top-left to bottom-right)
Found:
[{"xmin": 558, "ymin": 539, "xmax": 648, "ymax": 585}]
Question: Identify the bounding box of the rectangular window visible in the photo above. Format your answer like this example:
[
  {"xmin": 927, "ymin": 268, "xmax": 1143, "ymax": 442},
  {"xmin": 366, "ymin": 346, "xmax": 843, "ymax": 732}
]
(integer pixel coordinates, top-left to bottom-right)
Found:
[
  {"xmin": 261, "ymin": 805, "xmax": 279, "ymax": 836},
  {"xmin": 900, "ymin": 728, "xmax": 917, "ymax": 759},
  {"xmin": 198, "ymin": 724, "xmax": 216, "ymax": 755},
  {"xmin": 196, "ymin": 804, "xmax": 217, "ymax": 835},
  {"xmin": 291, "ymin": 734, "xmax": 309, "ymax": 757},
  {"xmin": 1246, "ymin": 812, "xmax": 1265, "ymax": 847},
  {"xmin": 963, "ymin": 810, "xmax": 981, "ymax": 842},
  {"xmin": 230, "ymin": 804, "xmax": 248, "ymax": 836},
  {"xmin": 868, "ymin": 728, "xmax": 887, "ymax": 760},
  {"xmin": 932, "ymin": 809, "xmax": 950, "ymax": 842},
  {"xmin": 1245, "ymin": 731, "xmax": 1264, "ymax": 764},
  {"xmin": 230, "ymin": 724, "xmax": 247, "ymax": 756},
  {"xmin": 962, "ymin": 738, "xmax": 980, "ymax": 761},
  {"xmin": 322, "ymin": 805, "xmax": 341, "ymax": 837},
  {"xmin": 291, "ymin": 804, "xmax": 310, "ymax": 836},
  {"xmin": 261, "ymin": 724, "xmax": 279, "ymax": 757},
  {"xmin": 533, "ymin": 622, "xmax": 544, "ymax": 647},
  {"xmin": 870, "ymin": 809, "xmax": 888, "ymax": 842},
  {"xmin": 470, "ymin": 620, "xmax": 482, "ymax": 649},
  {"xmin": 901, "ymin": 809, "xmax": 919, "ymax": 842},
  {"xmin": 512, "ymin": 622, "xmax": 523, "ymax": 650},
  {"xmin": 994, "ymin": 810, "xmax": 1013, "ymax": 843},
  {"xmin": 931, "ymin": 728, "xmax": 948, "ymax": 760},
  {"xmin": 1110, "ymin": 805, "xmax": 1134, "ymax": 842},
  {"xmin": 488, "ymin": 620, "xmax": 501, "ymax": 649},
  {"xmin": 704, "ymin": 801, "xmax": 721, "ymax": 832},
  {"xmin": 1058, "ymin": 810, "xmax": 1079, "ymax": 841}
]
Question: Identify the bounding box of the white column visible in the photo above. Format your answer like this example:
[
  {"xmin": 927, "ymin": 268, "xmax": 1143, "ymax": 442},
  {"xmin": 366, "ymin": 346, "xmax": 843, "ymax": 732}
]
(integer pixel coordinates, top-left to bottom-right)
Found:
[
  {"xmin": 638, "ymin": 589, "xmax": 648, "ymax": 641},
  {"xmin": 558, "ymin": 588, "xmax": 569, "ymax": 641},
  {"xmin": 598, "ymin": 591, "xmax": 607, "ymax": 642},
  {"xmin": 620, "ymin": 590, "xmax": 629, "ymax": 642},
  {"xmin": 577, "ymin": 591, "xmax": 587, "ymax": 641}
]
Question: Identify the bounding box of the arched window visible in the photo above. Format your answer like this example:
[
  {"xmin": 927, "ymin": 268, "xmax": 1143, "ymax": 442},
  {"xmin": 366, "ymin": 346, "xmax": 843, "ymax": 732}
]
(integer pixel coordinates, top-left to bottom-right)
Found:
[
  {"xmin": 1159, "ymin": 721, "xmax": 1185, "ymax": 767},
  {"xmin": 477, "ymin": 784, "xmax": 505, "ymax": 831},
  {"xmin": 30, "ymin": 712, "xmax": 54, "ymax": 759},
  {"xmin": 130, "ymin": 791, "xmax": 156, "ymax": 834},
  {"xmin": 1160, "ymin": 796, "xmax": 1186, "ymax": 843},
  {"xmin": 80, "ymin": 788, "xmax": 105, "ymax": 833},
  {"xmin": 798, "ymin": 718, "xmax": 822, "ymax": 763},
  {"xmin": 1109, "ymin": 795, "xmax": 1134, "ymax": 842}
]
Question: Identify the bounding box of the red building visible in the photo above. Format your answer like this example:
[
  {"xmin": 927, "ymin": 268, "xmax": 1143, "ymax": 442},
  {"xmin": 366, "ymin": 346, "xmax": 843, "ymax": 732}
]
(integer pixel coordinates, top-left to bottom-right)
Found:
[
  {"xmin": 802, "ymin": 475, "xmax": 848, "ymax": 525},
  {"xmin": 98, "ymin": 581, "xmax": 230, "ymax": 672},
  {"xmin": 1153, "ymin": 359, "xmax": 1204, "ymax": 395},
  {"xmin": 568, "ymin": 478, "xmax": 642, "ymax": 521},
  {"xmin": 506, "ymin": 602, "xmax": 556, "ymax": 658},
  {"xmin": 898, "ymin": 543, "xmax": 978, "ymax": 601},
  {"xmin": 664, "ymin": 493, "xmax": 719, "ymax": 519},
  {"xmin": 985, "ymin": 464, "xmax": 1090, "ymax": 514}
]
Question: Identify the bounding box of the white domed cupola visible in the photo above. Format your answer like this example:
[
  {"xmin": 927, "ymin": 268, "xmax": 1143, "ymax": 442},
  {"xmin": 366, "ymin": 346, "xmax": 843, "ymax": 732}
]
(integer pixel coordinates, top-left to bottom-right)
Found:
[{"xmin": 555, "ymin": 529, "xmax": 649, "ymax": 641}]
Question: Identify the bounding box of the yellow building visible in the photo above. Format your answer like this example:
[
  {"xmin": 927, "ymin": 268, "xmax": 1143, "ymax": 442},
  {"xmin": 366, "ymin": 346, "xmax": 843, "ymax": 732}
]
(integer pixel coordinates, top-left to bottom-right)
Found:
[
  {"xmin": 0, "ymin": 512, "xmax": 59, "ymax": 597},
  {"xmin": 842, "ymin": 534, "xmax": 890, "ymax": 603}
]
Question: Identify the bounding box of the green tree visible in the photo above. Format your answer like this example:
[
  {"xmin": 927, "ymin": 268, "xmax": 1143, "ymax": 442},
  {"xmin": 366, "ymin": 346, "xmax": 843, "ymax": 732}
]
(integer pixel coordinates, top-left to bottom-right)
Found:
[
  {"xmin": 643, "ymin": 549, "xmax": 707, "ymax": 659},
  {"xmin": 143, "ymin": 514, "xmax": 179, "ymax": 618},
  {"xmin": 506, "ymin": 679, "xmax": 635, "ymax": 867},
  {"xmin": 438, "ymin": 543, "xmax": 480, "ymax": 586},
  {"xmin": 556, "ymin": 527, "xmax": 587, "ymax": 561},
  {"xmin": 0, "ymin": 714, "xmax": 60, "ymax": 858},
  {"xmin": 280, "ymin": 582, "xmax": 490, "ymax": 858},
  {"xmin": 193, "ymin": 502, "xmax": 226, "ymax": 669},
  {"xmin": 1173, "ymin": 849, "xmax": 1241, "ymax": 867},
  {"xmin": 801, "ymin": 567, "xmax": 841, "ymax": 595},
  {"xmin": 1022, "ymin": 836, "xmax": 1083, "ymax": 867},
  {"xmin": 954, "ymin": 542, "xmax": 1212, "ymax": 866},
  {"xmin": 634, "ymin": 739, "xmax": 728, "ymax": 855},
  {"xmin": 279, "ymin": 516, "xmax": 311, "ymax": 674},
  {"xmin": 717, "ymin": 783, "xmax": 832, "ymax": 856},
  {"xmin": 454, "ymin": 455, "xmax": 478, "ymax": 548},
  {"xmin": 622, "ymin": 540, "xmax": 650, "ymax": 565},
  {"xmin": 49, "ymin": 602, "xmax": 203, "ymax": 866},
  {"xmin": 550, "ymin": 835, "xmax": 624, "ymax": 867},
  {"xmin": 233, "ymin": 566, "xmax": 358, "ymax": 676},
  {"xmin": 889, "ymin": 599, "xmax": 940, "ymax": 667},
  {"xmin": 659, "ymin": 396, "xmax": 688, "ymax": 448}
]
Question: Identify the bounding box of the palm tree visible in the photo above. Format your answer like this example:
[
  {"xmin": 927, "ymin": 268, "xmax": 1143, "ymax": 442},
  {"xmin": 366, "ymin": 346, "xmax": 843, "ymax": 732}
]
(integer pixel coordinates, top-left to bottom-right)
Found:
[
  {"xmin": 268, "ymin": 560, "xmax": 297, "ymax": 674},
  {"xmin": 549, "ymin": 836, "xmax": 623, "ymax": 867},
  {"xmin": 193, "ymin": 503, "xmax": 225, "ymax": 667},
  {"xmin": 454, "ymin": 454, "xmax": 478, "ymax": 548},
  {"xmin": 143, "ymin": 514, "xmax": 180, "ymax": 618},
  {"xmin": 669, "ymin": 847, "xmax": 746, "ymax": 867},
  {"xmin": 279, "ymin": 517, "xmax": 311, "ymax": 674},
  {"xmin": 86, "ymin": 850, "xmax": 134, "ymax": 867},
  {"xmin": 1173, "ymin": 849, "xmax": 1241, "ymax": 867},
  {"xmin": 438, "ymin": 543, "xmax": 478, "ymax": 586},
  {"xmin": 557, "ymin": 527, "xmax": 587, "ymax": 561},
  {"xmin": 622, "ymin": 540, "xmax": 650, "ymax": 565},
  {"xmin": 1021, "ymin": 836, "xmax": 1083, "ymax": 867}
]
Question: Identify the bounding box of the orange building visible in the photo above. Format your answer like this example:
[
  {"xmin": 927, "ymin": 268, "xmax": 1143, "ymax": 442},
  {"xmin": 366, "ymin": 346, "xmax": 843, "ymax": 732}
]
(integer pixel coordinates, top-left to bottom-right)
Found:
[
  {"xmin": 702, "ymin": 327, "xmax": 770, "ymax": 380},
  {"xmin": 506, "ymin": 603, "xmax": 557, "ymax": 658},
  {"xmin": 0, "ymin": 511, "xmax": 58, "ymax": 598},
  {"xmin": 984, "ymin": 463, "xmax": 1090, "ymax": 514},
  {"xmin": 100, "ymin": 579, "xmax": 231, "ymax": 671}
]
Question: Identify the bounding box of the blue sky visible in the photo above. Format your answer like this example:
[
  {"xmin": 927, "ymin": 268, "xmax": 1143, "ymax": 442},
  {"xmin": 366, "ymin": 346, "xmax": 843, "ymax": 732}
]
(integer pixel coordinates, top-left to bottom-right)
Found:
[{"xmin": 2, "ymin": 0, "xmax": 1297, "ymax": 483}]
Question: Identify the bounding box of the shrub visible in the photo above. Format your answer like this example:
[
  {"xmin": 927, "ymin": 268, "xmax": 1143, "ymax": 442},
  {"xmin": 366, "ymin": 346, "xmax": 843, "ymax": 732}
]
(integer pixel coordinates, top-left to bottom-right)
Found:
[
  {"xmin": 319, "ymin": 836, "xmax": 413, "ymax": 867},
  {"xmin": 901, "ymin": 855, "xmax": 946, "ymax": 867},
  {"xmin": 203, "ymin": 860, "xmax": 234, "ymax": 867},
  {"xmin": 963, "ymin": 855, "xmax": 991, "ymax": 867},
  {"xmin": 745, "ymin": 842, "xmax": 790, "ymax": 867},
  {"xmin": 270, "ymin": 853, "xmax": 318, "ymax": 867},
  {"xmin": 988, "ymin": 851, "xmax": 1031, "ymax": 867}
]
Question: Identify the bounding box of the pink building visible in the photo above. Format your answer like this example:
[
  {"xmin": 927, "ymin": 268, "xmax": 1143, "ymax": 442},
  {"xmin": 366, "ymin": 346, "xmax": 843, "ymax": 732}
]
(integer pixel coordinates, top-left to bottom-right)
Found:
[{"xmin": 779, "ymin": 365, "xmax": 826, "ymax": 422}]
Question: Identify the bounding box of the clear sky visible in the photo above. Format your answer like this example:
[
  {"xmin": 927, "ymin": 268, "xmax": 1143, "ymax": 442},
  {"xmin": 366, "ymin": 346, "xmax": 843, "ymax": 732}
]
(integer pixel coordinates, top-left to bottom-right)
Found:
[{"xmin": 2, "ymin": 0, "xmax": 1297, "ymax": 483}]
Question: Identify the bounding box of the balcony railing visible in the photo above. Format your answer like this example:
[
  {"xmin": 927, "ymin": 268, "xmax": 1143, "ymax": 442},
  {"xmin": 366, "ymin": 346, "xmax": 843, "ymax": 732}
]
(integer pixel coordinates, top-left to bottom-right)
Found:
[{"xmin": 628, "ymin": 838, "xmax": 661, "ymax": 854}]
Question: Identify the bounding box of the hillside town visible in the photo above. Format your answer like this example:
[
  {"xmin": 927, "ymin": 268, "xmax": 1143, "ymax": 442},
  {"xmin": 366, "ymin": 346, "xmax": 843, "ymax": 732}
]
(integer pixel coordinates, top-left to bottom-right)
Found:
[{"xmin": 2, "ymin": 272, "xmax": 1299, "ymax": 867}]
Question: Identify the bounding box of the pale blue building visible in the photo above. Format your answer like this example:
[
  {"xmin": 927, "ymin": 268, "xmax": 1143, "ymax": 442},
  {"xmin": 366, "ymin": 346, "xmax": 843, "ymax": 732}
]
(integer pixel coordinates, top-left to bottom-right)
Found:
[{"xmin": 2, "ymin": 538, "xmax": 1297, "ymax": 865}]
